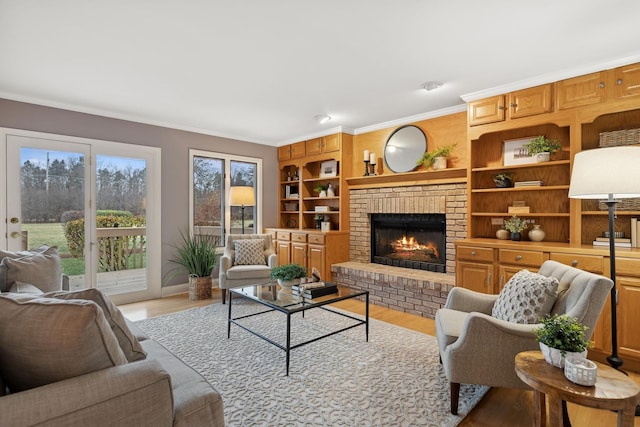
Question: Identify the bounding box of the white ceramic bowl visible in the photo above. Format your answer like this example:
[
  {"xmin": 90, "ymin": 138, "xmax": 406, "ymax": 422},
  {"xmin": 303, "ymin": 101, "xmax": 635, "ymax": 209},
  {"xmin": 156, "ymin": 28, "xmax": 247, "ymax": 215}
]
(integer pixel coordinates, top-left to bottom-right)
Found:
[{"xmin": 564, "ymin": 357, "xmax": 597, "ymax": 386}]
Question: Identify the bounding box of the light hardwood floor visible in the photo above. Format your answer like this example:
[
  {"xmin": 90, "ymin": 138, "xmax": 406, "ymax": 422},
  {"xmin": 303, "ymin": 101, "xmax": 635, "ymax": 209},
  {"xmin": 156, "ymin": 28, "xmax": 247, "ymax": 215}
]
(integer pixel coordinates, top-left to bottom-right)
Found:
[{"xmin": 119, "ymin": 290, "xmax": 640, "ymax": 427}]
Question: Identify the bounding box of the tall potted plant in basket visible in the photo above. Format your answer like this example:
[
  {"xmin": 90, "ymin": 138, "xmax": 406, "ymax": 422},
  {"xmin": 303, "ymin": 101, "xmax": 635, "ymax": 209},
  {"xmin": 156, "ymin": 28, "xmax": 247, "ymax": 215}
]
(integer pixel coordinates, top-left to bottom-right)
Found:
[
  {"xmin": 534, "ymin": 314, "xmax": 591, "ymax": 368},
  {"xmin": 168, "ymin": 230, "xmax": 218, "ymax": 300}
]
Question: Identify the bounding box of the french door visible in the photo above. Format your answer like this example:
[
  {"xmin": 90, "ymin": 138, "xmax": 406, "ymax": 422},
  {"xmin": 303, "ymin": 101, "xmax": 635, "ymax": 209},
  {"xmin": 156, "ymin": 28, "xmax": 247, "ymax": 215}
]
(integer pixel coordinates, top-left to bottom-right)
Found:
[{"xmin": 2, "ymin": 129, "xmax": 161, "ymax": 304}]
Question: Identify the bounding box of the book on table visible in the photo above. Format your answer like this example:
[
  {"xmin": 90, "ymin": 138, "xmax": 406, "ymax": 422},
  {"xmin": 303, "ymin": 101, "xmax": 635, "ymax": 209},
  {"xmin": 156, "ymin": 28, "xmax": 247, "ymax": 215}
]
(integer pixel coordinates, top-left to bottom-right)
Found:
[{"xmin": 292, "ymin": 282, "xmax": 338, "ymax": 298}]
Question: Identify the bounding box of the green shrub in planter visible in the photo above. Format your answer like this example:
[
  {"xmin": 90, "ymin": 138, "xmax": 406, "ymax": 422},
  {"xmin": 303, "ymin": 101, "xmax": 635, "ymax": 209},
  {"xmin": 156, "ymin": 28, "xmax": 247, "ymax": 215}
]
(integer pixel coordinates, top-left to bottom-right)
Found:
[
  {"xmin": 534, "ymin": 314, "xmax": 591, "ymax": 356},
  {"xmin": 271, "ymin": 263, "xmax": 307, "ymax": 281}
]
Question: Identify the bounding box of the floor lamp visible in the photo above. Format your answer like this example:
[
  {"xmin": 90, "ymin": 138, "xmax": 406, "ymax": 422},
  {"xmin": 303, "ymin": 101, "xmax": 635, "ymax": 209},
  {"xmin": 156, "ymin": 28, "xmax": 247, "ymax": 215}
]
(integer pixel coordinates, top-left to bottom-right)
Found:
[
  {"xmin": 229, "ymin": 186, "xmax": 255, "ymax": 234},
  {"xmin": 569, "ymin": 146, "xmax": 640, "ymax": 400}
]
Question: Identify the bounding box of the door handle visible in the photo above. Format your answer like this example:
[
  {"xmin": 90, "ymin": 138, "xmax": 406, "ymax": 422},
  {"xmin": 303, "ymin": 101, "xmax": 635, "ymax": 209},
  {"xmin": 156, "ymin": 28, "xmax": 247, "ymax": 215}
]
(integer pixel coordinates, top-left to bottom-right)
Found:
[
  {"xmin": 10, "ymin": 217, "xmax": 19, "ymax": 224},
  {"xmin": 10, "ymin": 231, "xmax": 23, "ymax": 238}
]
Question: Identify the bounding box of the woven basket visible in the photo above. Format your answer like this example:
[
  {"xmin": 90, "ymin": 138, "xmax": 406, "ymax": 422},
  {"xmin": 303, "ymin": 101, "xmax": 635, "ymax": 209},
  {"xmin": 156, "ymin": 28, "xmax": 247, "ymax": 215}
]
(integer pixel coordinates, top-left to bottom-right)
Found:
[
  {"xmin": 189, "ymin": 275, "xmax": 212, "ymax": 300},
  {"xmin": 599, "ymin": 128, "xmax": 640, "ymax": 147},
  {"xmin": 598, "ymin": 198, "xmax": 640, "ymax": 211}
]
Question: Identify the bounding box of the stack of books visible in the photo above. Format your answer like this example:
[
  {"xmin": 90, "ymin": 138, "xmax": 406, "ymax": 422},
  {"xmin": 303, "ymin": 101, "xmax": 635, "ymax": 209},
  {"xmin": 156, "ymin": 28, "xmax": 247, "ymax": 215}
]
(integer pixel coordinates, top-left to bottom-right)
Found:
[
  {"xmin": 592, "ymin": 237, "xmax": 632, "ymax": 248},
  {"xmin": 292, "ymin": 282, "xmax": 338, "ymax": 298},
  {"xmin": 514, "ymin": 180, "xmax": 544, "ymax": 187}
]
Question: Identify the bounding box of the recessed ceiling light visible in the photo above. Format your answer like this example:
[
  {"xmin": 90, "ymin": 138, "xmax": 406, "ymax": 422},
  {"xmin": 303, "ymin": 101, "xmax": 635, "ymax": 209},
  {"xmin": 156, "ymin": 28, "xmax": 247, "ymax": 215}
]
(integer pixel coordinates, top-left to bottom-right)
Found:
[
  {"xmin": 314, "ymin": 114, "xmax": 331, "ymax": 124},
  {"xmin": 422, "ymin": 81, "xmax": 444, "ymax": 91}
]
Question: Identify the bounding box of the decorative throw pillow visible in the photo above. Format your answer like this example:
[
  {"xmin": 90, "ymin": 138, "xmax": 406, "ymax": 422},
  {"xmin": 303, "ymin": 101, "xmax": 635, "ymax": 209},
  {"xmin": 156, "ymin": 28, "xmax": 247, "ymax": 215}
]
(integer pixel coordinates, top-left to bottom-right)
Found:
[
  {"xmin": 491, "ymin": 269, "xmax": 559, "ymax": 324},
  {"xmin": 233, "ymin": 239, "xmax": 266, "ymax": 266},
  {"xmin": 0, "ymin": 246, "xmax": 61, "ymax": 293},
  {"xmin": 0, "ymin": 294, "xmax": 128, "ymax": 392},
  {"xmin": 43, "ymin": 288, "xmax": 147, "ymax": 362}
]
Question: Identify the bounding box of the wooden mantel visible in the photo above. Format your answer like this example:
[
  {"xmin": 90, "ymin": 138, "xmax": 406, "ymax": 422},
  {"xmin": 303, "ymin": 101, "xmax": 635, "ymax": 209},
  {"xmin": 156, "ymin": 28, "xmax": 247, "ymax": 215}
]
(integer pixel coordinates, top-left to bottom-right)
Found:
[{"xmin": 346, "ymin": 167, "xmax": 467, "ymax": 189}]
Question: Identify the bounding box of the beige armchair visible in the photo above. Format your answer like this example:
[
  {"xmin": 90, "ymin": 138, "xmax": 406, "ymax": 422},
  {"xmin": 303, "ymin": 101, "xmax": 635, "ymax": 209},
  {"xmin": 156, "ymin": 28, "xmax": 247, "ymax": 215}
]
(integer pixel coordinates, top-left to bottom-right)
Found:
[
  {"xmin": 218, "ymin": 234, "xmax": 278, "ymax": 304},
  {"xmin": 435, "ymin": 260, "xmax": 612, "ymax": 415}
]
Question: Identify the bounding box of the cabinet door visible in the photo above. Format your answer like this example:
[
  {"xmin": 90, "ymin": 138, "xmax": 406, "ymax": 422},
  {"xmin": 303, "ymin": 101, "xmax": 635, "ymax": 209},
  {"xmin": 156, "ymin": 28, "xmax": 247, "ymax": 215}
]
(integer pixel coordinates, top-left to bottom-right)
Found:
[
  {"xmin": 278, "ymin": 145, "xmax": 291, "ymax": 161},
  {"xmin": 291, "ymin": 242, "xmax": 307, "ymax": 266},
  {"xmin": 277, "ymin": 241, "xmax": 291, "ymax": 266},
  {"xmin": 618, "ymin": 275, "xmax": 640, "ymax": 361},
  {"xmin": 291, "ymin": 141, "xmax": 306, "ymax": 159},
  {"xmin": 468, "ymin": 95, "xmax": 506, "ymax": 126},
  {"xmin": 456, "ymin": 261, "xmax": 495, "ymax": 294},
  {"xmin": 322, "ymin": 134, "xmax": 341, "ymax": 153},
  {"xmin": 305, "ymin": 138, "xmax": 322, "ymax": 156},
  {"xmin": 557, "ymin": 71, "xmax": 606, "ymax": 110},
  {"xmin": 508, "ymin": 84, "xmax": 553, "ymax": 119},
  {"xmin": 308, "ymin": 244, "xmax": 326, "ymax": 279},
  {"xmin": 498, "ymin": 265, "xmax": 522, "ymax": 292},
  {"xmin": 614, "ymin": 63, "xmax": 640, "ymax": 100}
]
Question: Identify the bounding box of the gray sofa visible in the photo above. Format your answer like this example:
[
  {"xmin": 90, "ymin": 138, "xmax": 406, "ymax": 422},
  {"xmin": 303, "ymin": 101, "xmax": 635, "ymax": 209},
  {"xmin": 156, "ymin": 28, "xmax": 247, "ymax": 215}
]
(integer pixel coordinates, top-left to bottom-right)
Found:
[{"xmin": 0, "ymin": 248, "xmax": 224, "ymax": 426}]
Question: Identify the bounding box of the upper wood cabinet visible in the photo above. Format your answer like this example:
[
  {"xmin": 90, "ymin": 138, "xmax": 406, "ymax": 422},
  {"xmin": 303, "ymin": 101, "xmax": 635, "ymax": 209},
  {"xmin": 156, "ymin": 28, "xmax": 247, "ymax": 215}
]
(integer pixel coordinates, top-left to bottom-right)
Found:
[
  {"xmin": 305, "ymin": 134, "xmax": 341, "ymax": 156},
  {"xmin": 278, "ymin": 141, "xmax": 305, "ymax": 161},
  {"xmin": 614, "ymin": 63, "xmax": 640, "ymax": 99},
  {"xmin": 556, "ymin": 71, "xmax": 607, "ymax": 110},
  {"xmin": 468, "ymin": 84, "xmax": 553, "ymax": 126}
]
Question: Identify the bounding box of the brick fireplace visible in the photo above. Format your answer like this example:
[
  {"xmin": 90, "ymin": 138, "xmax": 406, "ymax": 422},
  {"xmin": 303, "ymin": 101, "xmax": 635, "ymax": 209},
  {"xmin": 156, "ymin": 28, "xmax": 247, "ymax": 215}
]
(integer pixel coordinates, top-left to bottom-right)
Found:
[{"xmin": 331, "ymin": 181, "xmax": 467, "ymax": 318}]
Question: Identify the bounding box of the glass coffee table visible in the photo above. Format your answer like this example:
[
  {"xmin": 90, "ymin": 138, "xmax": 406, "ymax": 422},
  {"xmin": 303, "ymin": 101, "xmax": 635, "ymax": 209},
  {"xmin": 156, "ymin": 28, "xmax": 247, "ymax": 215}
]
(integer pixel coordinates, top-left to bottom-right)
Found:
[{"xmin": 227, "ymin": 282, "xmax": 369, "ymax": 375}]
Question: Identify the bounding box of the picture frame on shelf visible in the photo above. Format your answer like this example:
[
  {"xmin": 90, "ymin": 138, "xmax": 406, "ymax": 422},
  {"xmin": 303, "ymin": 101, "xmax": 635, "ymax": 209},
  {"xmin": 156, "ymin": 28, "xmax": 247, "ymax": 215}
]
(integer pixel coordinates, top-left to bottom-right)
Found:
[
  {"xmin": 319, "ymin": 160, "xmax": 338, "ymax": 178},
  {"xmin": 503, "ymin": 137, "xmax": 537, "ymax": 166}
]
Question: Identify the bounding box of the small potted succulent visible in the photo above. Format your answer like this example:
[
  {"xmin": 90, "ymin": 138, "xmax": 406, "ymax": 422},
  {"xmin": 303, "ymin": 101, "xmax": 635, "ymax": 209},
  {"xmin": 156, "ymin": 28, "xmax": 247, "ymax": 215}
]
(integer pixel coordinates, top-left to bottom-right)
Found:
[
  {"xmin": 314, "ymin": 183, "xmax": 329, "ymax": 198},
  {"xmin": 271, "ymin": 263, "xmax": 308, "ymax": 287},
  {"xmin": 534, "ymin": 314, "xmax": 591, "ymax": 368},
  {"xmin": 523, "ymin": 135, "xmax": 562, "ymax": 162},
  {"xmin": 493, "ymin": 172, "xmax": 513, "ymax": 188},
  {"xmin": 504, "ymin": 215, "xmax": 528, "ymax": 241}
]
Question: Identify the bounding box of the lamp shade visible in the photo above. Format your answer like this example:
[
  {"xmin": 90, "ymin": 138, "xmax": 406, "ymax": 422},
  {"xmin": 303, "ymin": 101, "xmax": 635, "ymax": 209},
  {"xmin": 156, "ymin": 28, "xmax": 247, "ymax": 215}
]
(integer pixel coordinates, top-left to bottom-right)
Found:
[
  {"xmin": 569, "ymin": 146, "xmax": 640, "ymax": 200},
  {"xmin": 229, "ymin": 186, "xmax": 255, "ymax": 206}
]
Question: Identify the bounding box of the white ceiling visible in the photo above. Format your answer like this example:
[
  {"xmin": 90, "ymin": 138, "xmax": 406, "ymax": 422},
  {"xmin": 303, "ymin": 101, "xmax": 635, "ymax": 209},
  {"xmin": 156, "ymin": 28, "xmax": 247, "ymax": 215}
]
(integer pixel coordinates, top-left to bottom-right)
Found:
[{"xmin": 2, "ymin": 1, "xmax": 640, "ymax": 146}]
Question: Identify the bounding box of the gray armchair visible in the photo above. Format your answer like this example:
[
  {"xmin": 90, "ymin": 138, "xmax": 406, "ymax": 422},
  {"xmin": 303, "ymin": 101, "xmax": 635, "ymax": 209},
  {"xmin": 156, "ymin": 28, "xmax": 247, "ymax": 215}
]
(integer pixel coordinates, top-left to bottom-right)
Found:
[
  {"xmin": 218, "ymin": 234, "xmax": 277, "ymax": 304},
  {"xmin": 435, "ymin": 260, "xmax": 612, "ymax": 415}
]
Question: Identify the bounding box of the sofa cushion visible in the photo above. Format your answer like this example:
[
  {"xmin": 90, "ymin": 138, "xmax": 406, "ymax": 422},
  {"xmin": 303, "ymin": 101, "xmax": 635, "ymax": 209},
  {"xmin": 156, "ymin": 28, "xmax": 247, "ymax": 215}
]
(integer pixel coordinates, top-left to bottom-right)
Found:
[
  {"xmin": 0, "ymin": 294, "xmax": 128, "ymax": 392},
  {"xmin": 9, "ymin": 281, "xmax": 45, "ymax": 294},
  {"xmin": 492, "ymin": 269, "xmax": 559, "ymax": 324},
  {"xmin": 233, "ymin": 239, "xmax": 266, "ymax": 266},
  {"xmin": 0, "ymin": 246, "xmax": 62, "ymax": 293},
  {"xmin": 226, "ymin": 264, "xmax": 272, "ymax": 280},
  {"xmin": 43, "ymin": 288, "xmax": 147, "ymax": 362}
]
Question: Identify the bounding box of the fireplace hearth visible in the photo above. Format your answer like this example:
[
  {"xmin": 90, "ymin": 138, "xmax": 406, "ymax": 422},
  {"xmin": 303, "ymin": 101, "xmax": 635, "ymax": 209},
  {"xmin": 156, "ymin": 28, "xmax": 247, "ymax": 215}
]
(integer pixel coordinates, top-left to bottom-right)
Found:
[{"xmin": 370, "ymin": 213, "xmax": 446, "ymax": 272}]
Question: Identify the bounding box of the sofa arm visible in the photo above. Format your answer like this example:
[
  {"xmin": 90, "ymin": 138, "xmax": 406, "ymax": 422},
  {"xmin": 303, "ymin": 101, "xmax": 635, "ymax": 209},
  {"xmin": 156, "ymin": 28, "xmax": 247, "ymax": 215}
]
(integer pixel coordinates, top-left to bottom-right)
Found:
[
  {"xmin": 444, "ymin": 287, "xmax": 498, "ymax": 315},
  {"xmin": 267, "ymin": 252, "xmax": 278, "ymax": 268},
  {"xmin": 0, "ymin": 360, "xmax": 174, "ymax": 427},
  {"xmin": 219, "ymin": 255, "xmax": 232, "ymax": 274}
]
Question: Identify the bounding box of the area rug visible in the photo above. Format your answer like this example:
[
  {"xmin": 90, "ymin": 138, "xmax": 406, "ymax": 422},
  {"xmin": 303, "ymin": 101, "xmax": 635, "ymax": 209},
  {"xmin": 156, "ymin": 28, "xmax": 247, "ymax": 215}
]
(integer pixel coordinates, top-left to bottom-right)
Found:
[{"xmin": 135, "ymin": 301, "xmax": 488, "ymax": 426}]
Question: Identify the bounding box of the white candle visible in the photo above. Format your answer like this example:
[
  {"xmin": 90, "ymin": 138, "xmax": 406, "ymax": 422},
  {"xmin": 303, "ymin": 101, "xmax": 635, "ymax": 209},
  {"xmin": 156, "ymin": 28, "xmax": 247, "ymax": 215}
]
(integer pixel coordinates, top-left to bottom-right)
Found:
[
  {"xmin": 370, "ymin": 153, "xmax": 376, "ymax": 164},
  {"xmin": 364, "ymin": 150, "xmax": 369, "ymax": 161}
]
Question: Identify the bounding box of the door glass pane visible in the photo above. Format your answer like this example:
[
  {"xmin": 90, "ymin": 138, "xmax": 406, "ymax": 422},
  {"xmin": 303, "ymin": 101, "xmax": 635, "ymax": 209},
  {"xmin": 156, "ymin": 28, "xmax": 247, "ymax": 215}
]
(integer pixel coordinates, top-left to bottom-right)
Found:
[
  {"xmin": 19, "ymin": 148, "xmax": 86, "ymax": 278},
  {"xmin": 193, "ymin": 156, "xmax": 224, "ymax": 246},
  {"xmin": 95, "ymin": 155, "xmax": 147, "ymax": 295},
  {"xmin": 230, "ymin": 160, "xmax": 257, "ymax": 234}
]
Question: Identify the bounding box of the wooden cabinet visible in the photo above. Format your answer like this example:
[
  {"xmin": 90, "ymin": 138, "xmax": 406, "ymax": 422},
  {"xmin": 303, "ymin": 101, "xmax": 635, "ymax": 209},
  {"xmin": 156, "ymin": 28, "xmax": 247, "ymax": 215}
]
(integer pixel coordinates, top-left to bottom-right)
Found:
[
  {"xmin": 456, "ymin": 245, "xmax": 496, "ymax": 293},
  {"xmin": 278, "ymin": 141, "xmax": 305, "ymax": 161},
  {"xmin": 498, "ymin": 249, "xmax": 548, "ymax": 291},
  {"xmin": 265, "ymin": 228, "xmax": 348, "ymax": 281},
  {"xmin": 468, "ymin": 84, "xmax": 553, "ymax": 126},
  {"xmin": 614, "ymin": 63, "xmax": 640, "ymax": 99},
  {"xmin": 278, "ymin": 132, "xmax": 352, "ymax": 232}
]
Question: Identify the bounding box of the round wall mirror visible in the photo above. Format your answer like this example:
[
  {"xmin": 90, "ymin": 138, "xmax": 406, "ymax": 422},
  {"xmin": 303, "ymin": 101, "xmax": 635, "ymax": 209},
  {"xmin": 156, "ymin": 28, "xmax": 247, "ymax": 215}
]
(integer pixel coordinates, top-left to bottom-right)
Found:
[{"xmin": 384, "ymin": 125, "xmax": 427, "ymax": 173}]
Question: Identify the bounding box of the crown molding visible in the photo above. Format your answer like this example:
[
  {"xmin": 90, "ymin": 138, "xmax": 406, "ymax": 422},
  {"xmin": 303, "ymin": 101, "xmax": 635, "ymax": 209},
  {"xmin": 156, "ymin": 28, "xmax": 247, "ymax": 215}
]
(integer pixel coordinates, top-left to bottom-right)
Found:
[
  {"xmin": 461, "ymin": 52, "xmax": 640, "ymax": 102},
  {"xmin": 353, "ymin": 104, "xmax": 467, "ymax": 135}
]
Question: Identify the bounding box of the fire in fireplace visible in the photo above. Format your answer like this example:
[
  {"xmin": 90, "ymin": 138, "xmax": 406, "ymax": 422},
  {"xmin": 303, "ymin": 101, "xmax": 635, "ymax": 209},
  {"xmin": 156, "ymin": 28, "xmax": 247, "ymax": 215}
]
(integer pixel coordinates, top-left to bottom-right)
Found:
[{"xmin": 370, "ymin": 213, "xmax": 446, "ymax": 272}]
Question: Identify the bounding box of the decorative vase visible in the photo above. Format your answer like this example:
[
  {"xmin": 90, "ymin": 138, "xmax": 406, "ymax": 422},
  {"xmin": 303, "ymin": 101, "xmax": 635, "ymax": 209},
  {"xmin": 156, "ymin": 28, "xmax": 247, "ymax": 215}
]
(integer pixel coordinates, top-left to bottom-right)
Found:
[
  {"xmin": 496, "ymin": 229, "xmax": 510, "ymax": 240},
  {"xmin": 319, "ymin": 190, "xmax": 327, "ymax": 198},
  {"xmin": 528, "ymin": 224, "xmax": 546, "ymax": 242},
  {"xmin": 432, "ymin": 156, "xmax": 447, "ymax": 170},
  {"xmin": 510, "ymin": 232, "xmax": 521, "ymax": 241},
  {"xmin": 536, "ymin": 152, "xmax": 551, "ymax": 163},
  {"xmin": 539, "ymin": 342, "xmax": 587, "ymax": 369},
  {"xmin": 277, "ymin": 278, "xmax": 300, "ymax": 297},
  {"xmin": 327, "ymin": 184, "xmax": 335, "ymax": 198},
  {"xmin": 315, "ymin": 220, "xmax": 322, "ymax": 229}
]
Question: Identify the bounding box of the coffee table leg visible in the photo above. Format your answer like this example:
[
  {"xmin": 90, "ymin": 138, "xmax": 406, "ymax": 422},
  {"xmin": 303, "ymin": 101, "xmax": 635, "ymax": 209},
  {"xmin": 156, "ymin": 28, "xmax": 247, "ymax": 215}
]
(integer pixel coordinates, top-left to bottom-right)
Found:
[
  {"xmin": 285, "ymin": 313, "xmax": 291, "ymax": 376},
  {"xmin": 227, "ymin": 291, "xmax": 233, "ymax": 339},
  {"xmin": 547, "ymin": 391, "xmax": 566, "ymax": 427},
  {"xmin": 365, "ymin": 292, "xmax": 369, "ymax": 342}
]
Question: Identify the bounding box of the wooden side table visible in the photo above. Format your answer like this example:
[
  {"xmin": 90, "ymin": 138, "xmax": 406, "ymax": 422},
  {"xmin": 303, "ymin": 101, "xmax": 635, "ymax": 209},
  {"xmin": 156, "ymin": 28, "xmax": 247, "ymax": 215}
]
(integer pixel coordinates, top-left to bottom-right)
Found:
[{"xmin": 515, "ymin": 351, "xmax": 640, "ymax": 427}]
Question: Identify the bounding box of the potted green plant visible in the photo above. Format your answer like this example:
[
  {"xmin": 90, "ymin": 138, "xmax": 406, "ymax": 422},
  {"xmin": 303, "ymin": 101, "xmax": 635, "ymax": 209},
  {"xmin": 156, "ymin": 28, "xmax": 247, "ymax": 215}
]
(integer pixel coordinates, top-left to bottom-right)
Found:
[
  {"xmin": 504, "ymin": 215, "xmax": 528, "ymax": 241},
  {"xmin": 271, "ymin": 263, "xmax": 308, "ymax": 286},
  {"xmin": 493, "ymin": 172, "xmax": 513, "ymax": 188},
  {"xmin": 313, "ymin": 214, "xmax": 324, "ymax": 229},
  {"xmin": 534, "ymin": 314, "xmax": 591, "ymax": 368},
  {"xmin": 416, "ymin": 144, "xmax": 456, "ymax": 170},
  {"xmin": 523, "ymin": 135, "xmax": 562, "ymax": 162},
  {"xmin": 167, "ymin": 230, "xmax": 218, "ymax": 300},
  {"xmin": 314, "ymin": 183, "xmax": 328, "ymax": 197}
]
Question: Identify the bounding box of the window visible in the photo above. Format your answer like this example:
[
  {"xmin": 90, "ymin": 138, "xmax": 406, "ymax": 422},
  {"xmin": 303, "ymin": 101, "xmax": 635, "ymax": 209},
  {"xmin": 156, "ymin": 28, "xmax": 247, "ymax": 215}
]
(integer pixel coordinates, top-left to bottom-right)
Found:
[{"xmin": 189, "ymin": 150, "xmax": 262, "ymax": 246}]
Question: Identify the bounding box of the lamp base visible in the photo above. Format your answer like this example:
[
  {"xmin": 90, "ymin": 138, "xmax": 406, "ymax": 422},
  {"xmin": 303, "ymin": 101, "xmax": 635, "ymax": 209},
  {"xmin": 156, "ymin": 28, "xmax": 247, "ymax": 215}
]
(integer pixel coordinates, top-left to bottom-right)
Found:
[{"xmin": 606, "ymin": 354, "xmax": 624, "ymax": 370}]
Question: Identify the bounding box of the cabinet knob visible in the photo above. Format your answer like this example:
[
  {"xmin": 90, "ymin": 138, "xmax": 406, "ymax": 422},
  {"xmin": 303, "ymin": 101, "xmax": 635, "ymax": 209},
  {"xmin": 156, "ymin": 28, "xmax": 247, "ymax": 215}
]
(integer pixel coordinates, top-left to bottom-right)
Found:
[
  {"xmin": 515, "ymin": 255, "xmax": 522, "ymax": 261},
  {"xmin": 471, "ymin": 251, "xmax": 477, "ymax": 256},
  {"xmin": 617, "ymin": 78, "xmax": 623, "ymax": 85},
  {"xmin": 510, "ymin": 103, "xmax": 518, "ymax": 108},
  {"xmin": 571, "ymin": 260, "xmax": 578, "ymax": 267},
  {"xmin": 498, "ymin": 105, "xmax": 507, "ymax": 110},
  {"xmin": 599, "ymin": 82, "xmax": 606, "ymax": 89}
]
